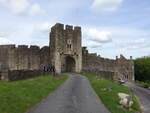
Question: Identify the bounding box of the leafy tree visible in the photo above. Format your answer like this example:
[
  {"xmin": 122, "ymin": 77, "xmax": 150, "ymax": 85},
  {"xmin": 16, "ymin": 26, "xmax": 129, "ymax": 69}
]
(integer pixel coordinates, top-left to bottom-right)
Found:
[{"xmin": 134, "ymin": 57, "xmax": 150, "ymax": 82}]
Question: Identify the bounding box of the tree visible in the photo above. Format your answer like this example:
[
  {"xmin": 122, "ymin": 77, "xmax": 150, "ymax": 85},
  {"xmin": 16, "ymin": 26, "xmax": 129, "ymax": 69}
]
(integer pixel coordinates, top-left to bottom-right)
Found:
[{"xmin": 134, "ymin": 57, "xmax": 150, "ymax": 82}]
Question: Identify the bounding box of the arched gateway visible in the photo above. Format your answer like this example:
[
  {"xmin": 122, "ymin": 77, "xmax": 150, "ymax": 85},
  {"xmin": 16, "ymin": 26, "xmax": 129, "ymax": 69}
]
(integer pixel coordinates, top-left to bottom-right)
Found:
[
  {"xmin": 65, "ymin": 56, "xmax": 75, "ymax": 72},
  {"xmin": 49, "ymin": 23, "xmax": 82, "ymax": 73}
]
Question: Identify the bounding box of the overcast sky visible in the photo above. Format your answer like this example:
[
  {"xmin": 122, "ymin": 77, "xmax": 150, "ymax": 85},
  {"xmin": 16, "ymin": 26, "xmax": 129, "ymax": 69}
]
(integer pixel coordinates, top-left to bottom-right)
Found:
[{"xmin": 0, "ymin": 0, "xmax": 150, "ymax": 59}]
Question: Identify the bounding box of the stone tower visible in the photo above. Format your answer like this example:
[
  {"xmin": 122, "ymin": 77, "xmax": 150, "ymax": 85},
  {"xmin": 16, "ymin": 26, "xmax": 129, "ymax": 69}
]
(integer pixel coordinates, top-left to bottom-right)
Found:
[{"xmin": 49, "ymin": 23, "xmax": 82, "ymax": 73}]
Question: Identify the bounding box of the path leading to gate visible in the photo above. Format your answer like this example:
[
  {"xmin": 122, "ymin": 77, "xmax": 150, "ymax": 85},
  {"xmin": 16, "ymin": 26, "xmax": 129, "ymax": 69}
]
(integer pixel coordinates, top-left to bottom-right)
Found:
[{"xmin": 26, "ymin": 73, "xmax": 110, "ymax": 113}]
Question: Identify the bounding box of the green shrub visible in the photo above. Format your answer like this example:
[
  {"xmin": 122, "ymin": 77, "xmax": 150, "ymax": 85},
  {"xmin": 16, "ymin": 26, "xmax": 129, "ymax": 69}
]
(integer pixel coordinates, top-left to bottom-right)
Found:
[{"xmin": 136, "ymin": 81, "xmax": 150, "ymax": 88}]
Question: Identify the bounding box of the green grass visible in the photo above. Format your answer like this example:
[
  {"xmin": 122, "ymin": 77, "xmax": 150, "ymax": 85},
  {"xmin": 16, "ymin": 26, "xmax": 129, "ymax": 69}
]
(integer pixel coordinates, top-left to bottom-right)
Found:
[
  {"xmin": 0, "ymin": 75, "xmax": 68, "ymax": 113},
  {"xmin": 136, "ymin": 81, "xmax": 150, "ymax": 88},
  {"xmin": 79, "ymin": 72, "xmax": 141, "ymax": 113}
]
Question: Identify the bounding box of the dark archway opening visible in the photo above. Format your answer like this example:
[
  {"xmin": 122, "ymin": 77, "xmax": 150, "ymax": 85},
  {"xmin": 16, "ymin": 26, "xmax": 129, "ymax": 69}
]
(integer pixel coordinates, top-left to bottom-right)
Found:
[{"xmin": 65, "ymin": 56, "xmax": 75, "ymax": 72}]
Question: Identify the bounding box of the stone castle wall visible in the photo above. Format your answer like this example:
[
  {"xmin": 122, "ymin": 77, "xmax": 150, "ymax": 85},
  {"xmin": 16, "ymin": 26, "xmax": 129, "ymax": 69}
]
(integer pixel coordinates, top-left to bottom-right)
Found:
[
  {"xmin": 0, "ymin": 45, "xmax": 50, "ymax": 70},
  {"xmin": 0, "ymin": 23, "xmax": 134, "ymax": 81},
  {"xmin": 0, "ymin": 45, "xmax": 50, "ymax": 81},
  {"xmin": 82, "ymin": 47, "xmax": 134, "ymax": 81}
]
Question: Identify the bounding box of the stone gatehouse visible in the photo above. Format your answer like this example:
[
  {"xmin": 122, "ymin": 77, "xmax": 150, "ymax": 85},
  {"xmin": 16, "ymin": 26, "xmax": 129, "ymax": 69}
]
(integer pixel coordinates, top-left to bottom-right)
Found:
[
  {"xmin": 0, "ymin": 23, "xmax": 134, "ymax": 81},
  {"xmin": 49, "ymin": 23, "xmax": 82, "ymax": 73}
]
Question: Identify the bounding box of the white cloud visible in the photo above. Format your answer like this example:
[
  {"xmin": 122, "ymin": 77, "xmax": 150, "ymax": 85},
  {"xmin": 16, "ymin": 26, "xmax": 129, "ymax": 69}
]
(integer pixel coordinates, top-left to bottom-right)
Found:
[
  {"xmin": 0, "ymin": 22, "xmax": 54, "ymax": 46},
  {"xmin": 82, "ymin": 26, "xmax": 150, "ymax": 58},
  {"xmin": 91, "ymin": 0, "xmax": 123, "ymax": 12},
  {"xmin": 119, "ymin": 38, "xmax": 149, "ymax": 50},
  {"xmin": 88, "ymin": 28, "xmax": 112, "ymax": 43},
  {"xmin": 47, "ymin": 0, "xmax": 82, "ymax": 17},
  {"xmin": 83, "ymin": 40, "xmax": 102, "ymax": 48},
  {"xmin": 115, "ymin": 38, "xmax": 145, "ymax": 46},
  {"xmin": 0, "ymin": 0, "xmax": 43, "ymax": 15},
  {"xmin": 0, "ymin": 32, "xmax": 5, "ymax": 37},
  {"xmin": 134, "ymin": 38, "xmax": 145, "ymax": 44},
  {"xmin": 0, "ymin": 32, "xmax": 13, "ymax": 44},
  {"xmin": 0, "ymin": 38, "xmax": 13, "ymax": 44},
  {"xmin": 33, "ymin": 22, "xmax": 54, "ymax": 32},
  {"xmin": 29, "ymin": 3, "xmax": 44, "ymax": 16},
  {"xmin": 82, "ymin": 28, "xmax": 112, "ymax": 49}
]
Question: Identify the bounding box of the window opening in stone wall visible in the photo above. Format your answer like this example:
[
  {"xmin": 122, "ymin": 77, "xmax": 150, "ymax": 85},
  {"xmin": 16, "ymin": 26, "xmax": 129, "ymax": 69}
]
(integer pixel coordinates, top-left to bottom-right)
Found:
[{"xmin": 67, "ymin": 44, "xmax": 72, "ymax": 49}]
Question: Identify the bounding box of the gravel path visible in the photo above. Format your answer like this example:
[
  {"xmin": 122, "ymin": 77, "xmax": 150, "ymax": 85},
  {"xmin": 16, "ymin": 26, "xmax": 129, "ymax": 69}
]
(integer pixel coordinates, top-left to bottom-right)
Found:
[
  {"xmin": 26, "ymin": 73, "xmax": 110, "ymax": 113},
  {"xmin": 125, "ymin": 82, "xmax": 150, "ymax": 113}
]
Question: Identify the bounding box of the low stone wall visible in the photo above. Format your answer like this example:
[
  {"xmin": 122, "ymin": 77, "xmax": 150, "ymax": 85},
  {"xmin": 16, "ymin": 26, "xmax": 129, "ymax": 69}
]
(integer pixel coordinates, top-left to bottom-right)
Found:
[
  {"xmin": 0, "ymin": 70, "xmax": 9, "ymax": 81},
  {"xmin": 82, "ymin": 69, "xmax": 115, "ymax": 80},
  {"xmin": 6, "ymin": 70, "xmax": 50, "ymax": 81},
  {"xmin": 8, "ymin": 70, "xmax": 41, "ymax": 81}
]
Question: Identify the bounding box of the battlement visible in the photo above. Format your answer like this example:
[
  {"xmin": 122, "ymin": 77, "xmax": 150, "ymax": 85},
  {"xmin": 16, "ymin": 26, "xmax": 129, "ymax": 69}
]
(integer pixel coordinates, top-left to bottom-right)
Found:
[
  {"xmin": 51, "ymin": 23, "xmax": 81, "ymax": 32},
  {"xmin": 18, "ymin": 45, "xmax": 28, "ymax": 49},
  {"xmin": 30, "ymin": 45, "xmax": 40, "ymax": 50},
  {"xmin": 74, "ymin": 26, "xmax": 81, "ymax": 31},
  {"xmin": 41, "ymin": 46, "xmax": 49, "ymax": 50},
  {"xmin": 53, "ymin": 23, "xmax": 64, "ymax": 31},
  {"xmin": 65, "ymin": 25, "xmax": 73, "ymax": 31},
  {"xmin": 0, "ymin": 44, "xmax": 43, "ymax": 51},
  {"xmin": 84, "ymin": 51, "xmax": 133, "ymax": 63},
  {"xmin": 0, "ymin": 44, "xmax": 15, "ymax": 49}
]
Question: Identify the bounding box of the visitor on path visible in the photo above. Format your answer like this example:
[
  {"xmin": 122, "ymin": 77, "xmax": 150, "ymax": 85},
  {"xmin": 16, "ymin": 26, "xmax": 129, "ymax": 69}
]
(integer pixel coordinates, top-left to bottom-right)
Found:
[{"xmin": 51, "ymin": 65, "xmax": 56, "ymax": 77}]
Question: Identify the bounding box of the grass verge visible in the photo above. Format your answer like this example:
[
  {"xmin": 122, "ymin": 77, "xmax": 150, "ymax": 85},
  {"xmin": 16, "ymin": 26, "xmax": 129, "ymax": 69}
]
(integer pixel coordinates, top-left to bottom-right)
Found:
[
  {"xmin": 0, "ymin": 74, "xmax": 68, "ymax": 113},
  {"xmin": 79, "ymin": 72, "xmax": 141, "ymax": 113},
  {"xmin": 135, "ymin": 81, "xmax": 150, "ymax": 89}
]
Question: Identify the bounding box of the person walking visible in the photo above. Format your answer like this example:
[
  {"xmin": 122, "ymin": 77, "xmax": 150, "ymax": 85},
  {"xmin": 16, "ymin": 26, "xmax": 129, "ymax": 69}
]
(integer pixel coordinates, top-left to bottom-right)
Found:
[{"xmin": 52, "ymin": 65, "xmax": 56, "ymax": 77}]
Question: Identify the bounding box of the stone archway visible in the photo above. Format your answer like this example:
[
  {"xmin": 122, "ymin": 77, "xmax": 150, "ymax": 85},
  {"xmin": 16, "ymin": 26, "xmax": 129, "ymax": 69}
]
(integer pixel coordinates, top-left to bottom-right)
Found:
[{"xmin": 65, "ymin": 56, "xmax": 75, "ymax": 72}]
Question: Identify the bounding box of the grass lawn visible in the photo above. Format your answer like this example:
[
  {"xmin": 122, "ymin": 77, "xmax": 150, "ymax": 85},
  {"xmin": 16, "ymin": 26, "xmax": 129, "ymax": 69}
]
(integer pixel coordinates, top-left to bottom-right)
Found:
[
  {"xmin": 79, "ymin": 72, "xmax": 141, "ymax": 113},
  {"xmin": 0, "ymin": 74, "xmax": 68, "ymax": 113},
  {"xmin": 135, "ymin": 81, "xmax": 150, "ymax": 89}
]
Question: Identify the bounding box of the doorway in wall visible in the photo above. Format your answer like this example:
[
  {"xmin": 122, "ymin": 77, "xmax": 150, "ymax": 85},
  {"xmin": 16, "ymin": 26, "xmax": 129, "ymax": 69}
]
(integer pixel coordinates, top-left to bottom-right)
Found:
[{"xmin": 65, "ymin": 56, "xmax": 75, "ymax": 72}]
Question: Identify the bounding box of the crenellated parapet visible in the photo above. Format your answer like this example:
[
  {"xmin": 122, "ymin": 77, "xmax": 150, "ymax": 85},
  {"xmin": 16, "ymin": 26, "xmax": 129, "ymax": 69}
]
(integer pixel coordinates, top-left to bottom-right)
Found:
[
  {"xmin": 0, "ymin": 44, "xmax": 40, "ymax": 50},
  {"xmin": 51, "ymin": 23, "xmax": 81, "ymax": 32},
  {"xmin": 49, "ymin": 23, "xmax": 82, "ymax": 73},
  {"xmin": 82, "ymin": 48, "xmax": 134, "ymax": 81},
  {"xmin": 0, "ymin": 44, "xmax": 50, "ymax": 72},
  {"xmin": 0, "ymin": 23, "xmax": 134, "ymax": 81}
]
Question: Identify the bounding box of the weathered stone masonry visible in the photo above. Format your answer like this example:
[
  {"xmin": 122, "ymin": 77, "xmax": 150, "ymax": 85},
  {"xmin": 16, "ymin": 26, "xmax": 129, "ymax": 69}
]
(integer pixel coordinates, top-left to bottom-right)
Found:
[
  {"xmin": 0, "ymin": 45, "xmax": 50, "ymax": 81},
  {"xmin": 0, "ymin": 23, "xmax": 134, "ymax": 81},
  {"xmin": 49, "ymin": 23, "xmax": 82, "ymax": 73},
  {"xmin": 82, "ymin": 47, "xmax": 134, "ymax": 81}
]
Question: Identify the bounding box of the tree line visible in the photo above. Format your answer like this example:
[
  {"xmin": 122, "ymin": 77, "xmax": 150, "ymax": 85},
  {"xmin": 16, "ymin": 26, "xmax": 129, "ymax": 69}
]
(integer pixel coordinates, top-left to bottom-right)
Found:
[{"xmin": 134, "ymin": 56, "xmax": 150, "ymax": 82}]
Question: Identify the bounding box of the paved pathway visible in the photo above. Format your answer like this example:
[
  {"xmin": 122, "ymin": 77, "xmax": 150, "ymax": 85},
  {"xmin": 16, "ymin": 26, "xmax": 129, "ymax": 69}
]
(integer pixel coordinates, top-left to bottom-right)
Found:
[
  {"xmin": 26, "ymin": 73, "xmax": 110, "ymax": 113},
  {"xmin": 125, "ymin": 82, "xmax": 150, "ymax": 113}
]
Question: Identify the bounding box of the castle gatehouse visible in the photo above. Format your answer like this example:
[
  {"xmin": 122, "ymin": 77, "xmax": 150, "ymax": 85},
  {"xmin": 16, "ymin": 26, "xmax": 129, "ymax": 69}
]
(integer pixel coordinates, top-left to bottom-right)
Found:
[{"xmin": 0, "ymin": 23, "xmax": 134, "ymax": 81}]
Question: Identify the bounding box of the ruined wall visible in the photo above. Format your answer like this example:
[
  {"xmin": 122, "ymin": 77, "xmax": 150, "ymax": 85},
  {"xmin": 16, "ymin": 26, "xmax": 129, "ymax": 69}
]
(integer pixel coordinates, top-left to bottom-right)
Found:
[
  {"xmin": 0, "ymin": 45, "xmax": 50, "ymax": 70},
  {"xmin": 40, "ymin": 46, "xmax": 51, "ymax": 68},
  {"xmin": 0, "ymin": 23, "xmax": 134, "ymax": 81},
  {"xmin": 0, "ymin": 45, "xmax": 10, "ymax": 81},
  {"xmin": 82, "ymin": 47, "xmax": 134, "ymax": 81},
  {"xmin": 0, "ymin": 45, "xmax": 11, "ymax": 70},
  {"xmin": 116, "ymin": 55, "xmax": 134, "ymax": 81},
  {"xmin": 0, "ymin": 45, "xmax": 50, "ymax": 81}
]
